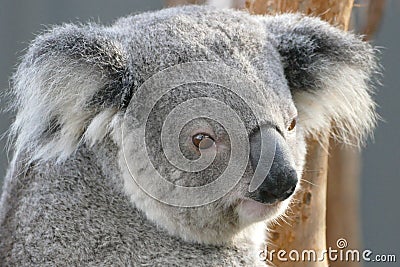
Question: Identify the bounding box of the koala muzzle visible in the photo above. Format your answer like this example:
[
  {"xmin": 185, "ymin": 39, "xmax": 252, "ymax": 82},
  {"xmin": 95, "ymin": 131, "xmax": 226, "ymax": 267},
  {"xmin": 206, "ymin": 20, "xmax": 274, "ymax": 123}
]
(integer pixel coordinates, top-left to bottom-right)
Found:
[{"xmin": 248, "ymin": 126, "xmax": 298, "ymax": 204}]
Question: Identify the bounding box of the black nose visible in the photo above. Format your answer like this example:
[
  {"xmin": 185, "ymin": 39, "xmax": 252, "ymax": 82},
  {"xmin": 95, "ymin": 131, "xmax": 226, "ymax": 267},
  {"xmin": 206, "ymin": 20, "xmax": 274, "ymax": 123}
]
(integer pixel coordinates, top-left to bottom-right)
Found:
[
  {"xmin": 248, "ymin": 126, "xmax": 298, "ymax": 204},
  {"xmin": 255, "ymin": 166, "xmax": 298, "ymax": 204}
]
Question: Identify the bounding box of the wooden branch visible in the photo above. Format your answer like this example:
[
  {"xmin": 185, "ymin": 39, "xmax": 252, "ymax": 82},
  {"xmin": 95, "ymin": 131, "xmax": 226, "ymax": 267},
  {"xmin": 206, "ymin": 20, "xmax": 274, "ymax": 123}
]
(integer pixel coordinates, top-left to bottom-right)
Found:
[
  {"xmin": 326, "ymin": 2, "xmax": 385, "ymax": 267},
  {"xmin": 245, "ymin": 0, "xmax": 354, "ymax": 30},
  {"xmin": 244, "ymin": 1, "xmax": 354, "ymax": 266},
  {"xmin": 326, "ymin": 140, "xmax": 361, "ymax": 267},
  {"xmin": 361, "ymin": 0, "xmax": 386, "ymax": 40},
  {"xmin": 268, "ymin": 137, "xmax": 330, "ymax": 267}
]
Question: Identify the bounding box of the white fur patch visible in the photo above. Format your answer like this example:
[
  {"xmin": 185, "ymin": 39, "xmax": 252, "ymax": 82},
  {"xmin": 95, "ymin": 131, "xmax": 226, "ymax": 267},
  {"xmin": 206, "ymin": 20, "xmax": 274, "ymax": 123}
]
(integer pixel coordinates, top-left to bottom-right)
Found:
[
  {"xmin": 10, "ymin": 59, "xmax": 117, "ymax": 162},
  {"xmin": 84, "ymin": 108, "xmax": 118, "ymax": 147},
  {"xmin": 294, "ymin": 65, "xmax": 377, "ymax": 147}
]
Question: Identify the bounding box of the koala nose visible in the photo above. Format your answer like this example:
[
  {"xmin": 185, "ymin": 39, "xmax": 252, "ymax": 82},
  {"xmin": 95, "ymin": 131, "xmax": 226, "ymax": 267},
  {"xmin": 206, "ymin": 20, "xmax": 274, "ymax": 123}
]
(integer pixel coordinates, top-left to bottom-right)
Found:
[
  {"xmin": 255, "ymin": 165, "xmax": 298, "ymax": 204},
  {"xmin": 248, "ymin": 126, "xmax": 298, "ymax": 204}
]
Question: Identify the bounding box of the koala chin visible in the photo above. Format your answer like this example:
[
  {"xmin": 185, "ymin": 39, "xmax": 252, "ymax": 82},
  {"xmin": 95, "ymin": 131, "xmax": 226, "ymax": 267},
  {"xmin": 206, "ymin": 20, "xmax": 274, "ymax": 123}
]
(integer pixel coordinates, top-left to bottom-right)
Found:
[{"xmin": 0, "ymin": 5, "xmax": 377, "ymax": 267}]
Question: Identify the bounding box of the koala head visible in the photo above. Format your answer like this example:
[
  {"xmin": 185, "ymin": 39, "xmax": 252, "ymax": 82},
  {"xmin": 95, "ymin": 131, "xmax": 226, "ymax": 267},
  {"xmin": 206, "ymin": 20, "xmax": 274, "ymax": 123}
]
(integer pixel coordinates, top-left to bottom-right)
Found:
[{"xmin": 10, "ymin": 6, "xmax": 377, "ymax": 245}]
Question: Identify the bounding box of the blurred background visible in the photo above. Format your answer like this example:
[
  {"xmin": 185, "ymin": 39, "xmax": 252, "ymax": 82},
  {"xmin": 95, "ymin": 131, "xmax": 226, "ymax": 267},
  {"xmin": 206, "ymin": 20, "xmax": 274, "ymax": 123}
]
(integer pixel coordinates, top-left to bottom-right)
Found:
[{"xmin": 0, "ymin": 0, "xmax": 398, "ymax": 265}]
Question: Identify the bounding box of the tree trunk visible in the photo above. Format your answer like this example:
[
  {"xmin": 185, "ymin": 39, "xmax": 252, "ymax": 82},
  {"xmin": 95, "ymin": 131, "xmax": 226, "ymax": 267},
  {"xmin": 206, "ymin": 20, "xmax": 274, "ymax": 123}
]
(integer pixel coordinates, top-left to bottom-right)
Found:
[
  {"xmin": 326, "ymin": 140, "xmax": 361, "ymax": 267},
  {"xmin": 267, "ymin": 137, "xmax": 330, "ymax": 266},
  {"xmin": 245, "ymin": 1, "xmax": 355, "ymax": 266},
  {"xmin": 325, "ymin": 2, "xmax": 385, "ymax": 266},
  {"xmin": 245, "ymin": 0, "xmax": 354, "ymax": 30}
]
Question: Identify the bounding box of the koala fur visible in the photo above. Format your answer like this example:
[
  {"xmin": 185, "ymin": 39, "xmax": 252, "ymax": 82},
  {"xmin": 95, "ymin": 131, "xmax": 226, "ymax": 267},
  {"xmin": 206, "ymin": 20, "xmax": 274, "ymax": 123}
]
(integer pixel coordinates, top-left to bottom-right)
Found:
[{"xmin": 0, "ymin": 5, "xmax": 377, "ymax": 266}]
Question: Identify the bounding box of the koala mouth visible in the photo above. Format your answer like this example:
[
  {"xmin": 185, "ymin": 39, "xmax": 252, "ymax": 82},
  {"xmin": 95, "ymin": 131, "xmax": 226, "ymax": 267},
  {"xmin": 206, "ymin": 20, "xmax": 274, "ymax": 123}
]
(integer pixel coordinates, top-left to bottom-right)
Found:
[{"xmin": 237, "ymin": 197, "xmax": 288, "ymax": 223}]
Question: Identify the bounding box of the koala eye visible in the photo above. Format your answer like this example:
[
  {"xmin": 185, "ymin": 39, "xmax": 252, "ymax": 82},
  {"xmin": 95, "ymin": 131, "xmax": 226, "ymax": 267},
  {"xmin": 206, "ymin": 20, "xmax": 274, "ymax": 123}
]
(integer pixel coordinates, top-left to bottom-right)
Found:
[
  {"xmin": 288, "ymin": 118, "xmax": 297, "ymax": 131},
  {"xmin": 192, "ymin": 133, "xmax": 215, "ymax": 149}
]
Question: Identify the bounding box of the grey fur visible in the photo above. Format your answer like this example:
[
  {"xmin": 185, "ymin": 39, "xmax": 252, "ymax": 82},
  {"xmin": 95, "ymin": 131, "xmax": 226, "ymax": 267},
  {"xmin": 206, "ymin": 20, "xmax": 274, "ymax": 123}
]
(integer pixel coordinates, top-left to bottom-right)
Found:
[{"xmin": 0, "ymin": 6, "xmax": 377, "ymax": 266}]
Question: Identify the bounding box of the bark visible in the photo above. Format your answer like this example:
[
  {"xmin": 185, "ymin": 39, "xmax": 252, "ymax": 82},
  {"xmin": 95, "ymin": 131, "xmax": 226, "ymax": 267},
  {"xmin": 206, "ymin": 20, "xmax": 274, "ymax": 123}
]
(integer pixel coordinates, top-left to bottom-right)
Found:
[
  {"xmin": 245, "ymin": 0, "xmax": 354, "ymax": 29},
  {"xmin": 267, "ymin": 137, "xmax": 330, "ymax": 266},
  {"xmin": 245, "ymin": 1, "xmax": 354, "ymax": 266},
  {"xmin": 326, "ymin": 2, "xmax": 385, "ymax": 266}
]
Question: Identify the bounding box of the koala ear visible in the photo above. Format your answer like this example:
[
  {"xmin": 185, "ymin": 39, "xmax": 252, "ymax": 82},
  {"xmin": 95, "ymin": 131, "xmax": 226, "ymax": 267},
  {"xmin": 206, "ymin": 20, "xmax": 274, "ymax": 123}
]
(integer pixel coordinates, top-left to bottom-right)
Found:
[
  {"xmin": 10, "ymin": 24, "xmax": 133, "ymax": 161},
  {"xmin": 266, "ymin": 14, "xmax": 378, "ymax": 146}
]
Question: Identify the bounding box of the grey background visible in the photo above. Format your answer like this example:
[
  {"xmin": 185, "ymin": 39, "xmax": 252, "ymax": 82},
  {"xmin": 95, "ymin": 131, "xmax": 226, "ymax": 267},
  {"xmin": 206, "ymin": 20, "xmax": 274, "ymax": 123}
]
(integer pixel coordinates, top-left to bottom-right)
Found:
[{"xmin": 0, "ymin": 0, "xmax": 398, "ymax": 264}]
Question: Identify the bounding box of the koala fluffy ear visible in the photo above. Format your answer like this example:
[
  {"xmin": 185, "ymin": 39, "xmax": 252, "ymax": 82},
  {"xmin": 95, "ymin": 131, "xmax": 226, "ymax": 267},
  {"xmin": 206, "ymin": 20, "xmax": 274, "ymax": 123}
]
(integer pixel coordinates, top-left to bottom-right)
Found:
[
  {"xmin": 266, "ymin": 14, "xmax": 378, "ymax": 146},
  {"xmin": 10, "ymin": 24, "xmax": 133, "ymax": 161}
]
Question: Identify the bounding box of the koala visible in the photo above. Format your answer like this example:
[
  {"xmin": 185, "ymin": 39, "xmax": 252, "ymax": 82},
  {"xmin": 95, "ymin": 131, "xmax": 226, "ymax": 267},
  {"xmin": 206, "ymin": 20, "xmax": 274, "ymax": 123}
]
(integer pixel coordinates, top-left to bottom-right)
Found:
[{"xmin": 0, "ymin": 5, "xmax": 377, "ymax": 267}]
